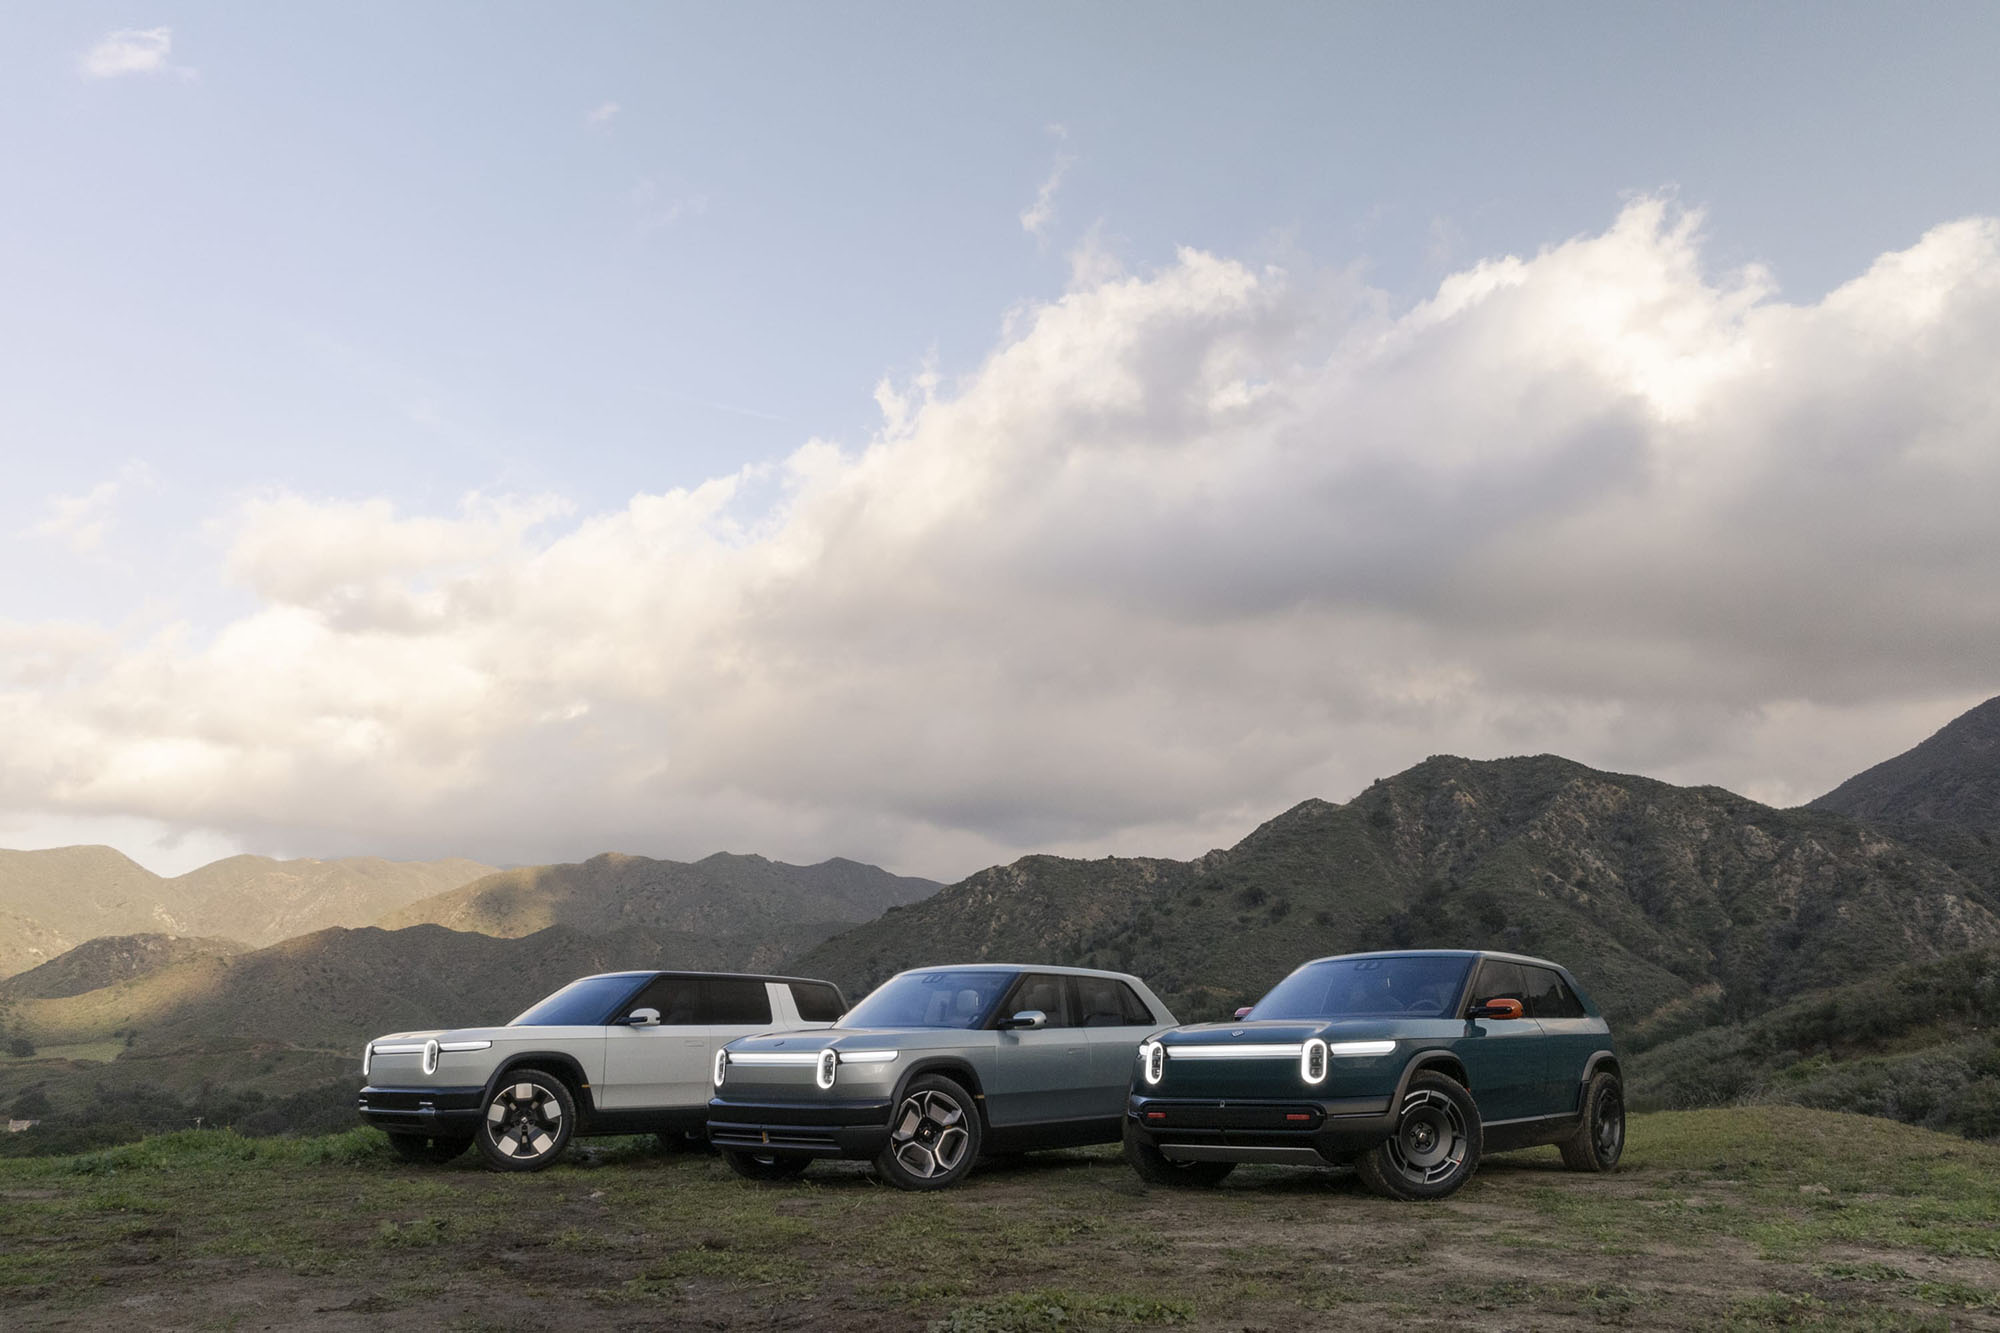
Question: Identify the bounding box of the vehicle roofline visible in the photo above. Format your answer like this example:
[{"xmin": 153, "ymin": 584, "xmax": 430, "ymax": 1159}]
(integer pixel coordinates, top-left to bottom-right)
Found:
[
  {"xmin": 565, "ymin": 969, "xmax": 845, "ymax": 986},
  {"xmin": 1282, "ymin": 948, "xmax": 1574, "ymax": 971},
  {"xmin": 883, "ymin": 963, "xmax": 1151, "ymax": 982}
]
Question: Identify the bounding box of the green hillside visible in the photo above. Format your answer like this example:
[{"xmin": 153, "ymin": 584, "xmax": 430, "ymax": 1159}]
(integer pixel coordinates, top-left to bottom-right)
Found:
[
  {"xmin": 1813, "ymin": 695, "xmax": 2000, "ymax": 839},
  {"xmin": 380, "ymin": 851, "xmax": 942, "ymax": 938},
  {"xmin": 798, "ymin": 755, "xmax": 2000, "ymax": 1030}
]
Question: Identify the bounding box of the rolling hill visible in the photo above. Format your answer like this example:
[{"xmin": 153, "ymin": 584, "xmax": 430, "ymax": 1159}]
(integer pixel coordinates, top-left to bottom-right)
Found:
[
  {"xmin": 380, "ymin": 851, "xmax": 941, "ymax": 939},
  {"xmin": 0, "ymin": 847, "xmax": 497, "ymax": 979},
  {"xmin": 795, "ymin": 754, "xmax": 2000, "ymax": 1030}
]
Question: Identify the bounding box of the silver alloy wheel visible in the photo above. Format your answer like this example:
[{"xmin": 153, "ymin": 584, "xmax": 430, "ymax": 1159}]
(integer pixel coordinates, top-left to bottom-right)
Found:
[
  {"xmin": 487, "ymin": 1080, "xmax": 564, "ymax": 1160},
  {"xmin": 1384, "ymin": 1087, "xmax": 1469, "ymax": 1186},
  {"xmin": 888, "ymin": 1088, "xmax": 970, "ymax": 1180}
]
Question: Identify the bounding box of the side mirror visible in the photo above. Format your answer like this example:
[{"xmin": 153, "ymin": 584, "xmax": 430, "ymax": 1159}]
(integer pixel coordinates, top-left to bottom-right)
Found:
[
  {"xmin": 624, "ymin": 1008, "xmax": 662, "ymax": 1027},
  {"xmin": 998, "ymin": 1009, "xmax": 1047, "ymax": 1031},
  {"xmin": 1233, "ymin": 1007, "xmax": 1254, "ymax": 1020},
  {"xmin": 1468, "ymin": 998, "xmax": 1524, "ymax": 1021}
]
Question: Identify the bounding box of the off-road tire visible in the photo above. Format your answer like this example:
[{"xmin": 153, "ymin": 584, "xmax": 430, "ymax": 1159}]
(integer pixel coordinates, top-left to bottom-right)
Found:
[
  {"xmin": 387, "ymin": 1132, "xmax": 472, "ymax": 1164},
  {"xmin": 1559, "ymin": 1071, "xmax": 1625, "ymax": 1172},
  {"xmin": 474, "ymin": 1069, "xmax": 577, "ymax": 1172},
  {"xmin": 719, "ymin": 1148, "xmax": 813, "ymax": 1181},
  {"xmin": 873, "ymin": 1075, "xmax": 982, "ymax": 1191},
  {"xmin": 1355, "ymin": 1070, "xmax": 1484, "ymax": 1201},
  {"xmin": 1122, "ymin": 1120, "xmax": 1237, "ymax": 1187}
]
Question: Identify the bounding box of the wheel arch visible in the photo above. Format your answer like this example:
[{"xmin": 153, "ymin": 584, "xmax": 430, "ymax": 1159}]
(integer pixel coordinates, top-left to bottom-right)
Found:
[
  {"xmin": 1395, "ymin": 1048, "xmax": 1472, "ymax": 1101},
  {"xmin": 892, "ymin": 1056, "xmax": 989, "ymax": 1128},
  {"xmin": 483, "ymin": 1052, "xmax": 596, "ymax": 1116},
  {"xmin": 1582, "ymin": 1050, "xmax": 1622, "ymax": 1085}
]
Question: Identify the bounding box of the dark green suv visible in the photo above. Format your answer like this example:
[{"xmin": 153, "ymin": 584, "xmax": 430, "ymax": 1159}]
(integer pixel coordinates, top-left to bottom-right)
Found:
[{"xmin": 1123, "ymin": 950, "xmax": 1623, "ymax": 1199}]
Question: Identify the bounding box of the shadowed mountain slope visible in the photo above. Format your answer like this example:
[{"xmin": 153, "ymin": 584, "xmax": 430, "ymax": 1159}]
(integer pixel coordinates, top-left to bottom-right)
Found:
[
  {"xmin": 1812, "ymin": 696, "xmax": 2000, "ymax": 838},
  {"xmin": 796, "ymin": 755, "xmax": 2000, "ymax": 1029},
  {"xmin": 0, "ymin": 934, "xmax": 245, "ymax": 1002},
  {"xmin": 0, "ymin": 848, "xmax": 496, "ymax": 979},
  {"xmin": 380, "ymin": 852, "xmax": 941, "ymax": 939}
]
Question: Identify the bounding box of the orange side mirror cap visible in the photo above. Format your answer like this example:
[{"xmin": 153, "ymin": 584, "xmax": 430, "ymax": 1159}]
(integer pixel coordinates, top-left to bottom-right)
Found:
[{"xmin": 1469, "ymin": 997, "xmax": 1524, "ymax": 1020}]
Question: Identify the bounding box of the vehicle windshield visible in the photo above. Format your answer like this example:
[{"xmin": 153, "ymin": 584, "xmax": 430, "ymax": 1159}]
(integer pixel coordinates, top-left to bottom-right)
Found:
[
  {"xmin": 510, "ymin": 975, "xmax": 645, "ymax": 1026},
  {"xmin": 839, "ymin": 970, "xmax": 1015, "ymax": 1030},
  {"xmin": 1248, "ymin": 956, "xmax": 1473, "ymax": 1020}
]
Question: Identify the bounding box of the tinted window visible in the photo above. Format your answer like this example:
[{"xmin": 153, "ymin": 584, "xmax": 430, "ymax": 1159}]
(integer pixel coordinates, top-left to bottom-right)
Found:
[
  {"xmin": 1075, "ymin": 975, "xmax": 1152, "ymax": 1027},
  {"xmin": 704, "ymin": 978, "xmax": 772, "ymax": 1025},
  {"xmin": 788, "ymin": 981, "xmax": 846, "ymax": 1023},
  {"xmin": 1005, "ymin": 973, "xmax": 1075, "ymax": 1027},
  {"xmin": 1524, "ymin": 966, "xmax": 1586, "ymax": 1019},
  {"xmin": 631, "ymin": 975, "xmax": 702, "ymax": 1025},
  {"xmin": 841, "ymin": 970, "xmax": 1014, "ymax": 1030},
  {"xmin": 1250, "ymin": 956, "xmax": 1472, "ymax": 1020},
  {"xmin": 510, "ymin": 975, "xmax": 645, "ymax": 1026},
  {"xmin": 1469, "ymin": 960, "xmax": 1531, "ymax": 1013}
]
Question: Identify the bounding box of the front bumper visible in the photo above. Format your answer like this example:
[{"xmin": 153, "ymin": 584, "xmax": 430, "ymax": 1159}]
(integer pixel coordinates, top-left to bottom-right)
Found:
[
  {"xmin": 706, "ymin": 1095, "xmax": 894, "ymax": 1159},
  {"xmin": 1126, "ymin": 1093, "xmax": 1396, "ymax": 1166},
  {"xmin": 358, "ymin": 1085, "xmax": 485, "ymax": 1135}
]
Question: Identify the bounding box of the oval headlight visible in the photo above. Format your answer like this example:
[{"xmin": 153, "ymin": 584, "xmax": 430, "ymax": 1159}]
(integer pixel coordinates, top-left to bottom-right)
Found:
[
  {"xmin": 1139, "ymin": 1040, "xmax": 1165, "ymax": 1086},
  {"xmin": 1300, "ymin": 1038, "xmax": 1328, "ymax": 1085},
  {"xmin": 713, "ymin": 1049, "xmax": 728, "ymax": 1088},
  {"xmin": 816, "ymin": 1048, "xmax": 838, "ymax": 1090},
  {"xmin": 361, "ymin": 1042, "xmax": 373, "ymax": 1081},
  {"xmin": 421, "ymin": 1038, "xmax": 440, "ymax": 1077}
]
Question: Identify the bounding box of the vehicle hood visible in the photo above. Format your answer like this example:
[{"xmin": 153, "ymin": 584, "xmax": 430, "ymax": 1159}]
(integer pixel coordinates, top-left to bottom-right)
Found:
[
  {"xmin": 367, "ymin": 1024, "xmax": 583, "ymax": 1045},
  {"xmin": 1160, "ymin": 1018, "xmax": 1407, "ymax": 1047},
  {"xmin": 724, "ymin": 1027, "xmax": 983, "ymax": 1055}
]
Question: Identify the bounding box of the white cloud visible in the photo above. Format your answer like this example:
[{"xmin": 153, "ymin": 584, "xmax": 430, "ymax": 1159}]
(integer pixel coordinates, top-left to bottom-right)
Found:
[
  {"xmin": 1019, "ymin": 124, "xmax": 1075, "ymax": 243},
  {"xmin": 586, "ymin": 101, "xmax": 620, "ymax": 127},
  {"xmin": 25, "ymin": 463, "xmax": 154, "ymax": 555},
  {"xmin": 80, "ymin": 28, "xmax": 187, "ymax": 79},
  {"xmin": 5, "ymin": 201, "xmax": 2000, "ymax": 877}
]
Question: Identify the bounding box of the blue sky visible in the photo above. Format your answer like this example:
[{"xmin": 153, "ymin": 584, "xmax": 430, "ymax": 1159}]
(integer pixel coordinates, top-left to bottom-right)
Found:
[{"xmin": 4, "ymin": 5, "xmax": 2000, "ymax": 875}]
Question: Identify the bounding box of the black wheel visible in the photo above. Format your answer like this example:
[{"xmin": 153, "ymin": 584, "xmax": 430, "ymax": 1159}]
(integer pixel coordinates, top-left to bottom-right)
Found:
[
  {"xmin": 1122, "ymin": 1121, "xmax": 1236, "ymax": 1187},
  {"xmin": 1355, "ymin": 1071, "xmax": 1483, "ymax": 1201},
  {"xmin": 719, "ymin": 1148, "xmax": 813, "ymax": 1181},
  {"xmin": 475, "ymin": 1070, "xmax": 577, "ymax": 1172},
  {"xmin": 387, "ymin": 1132, "xmax": 472, "ymax": 1165},
  {"xmin": 1560, "ymin": 1071, "xmax": 1625, "ymax": 1172},
  {"xmin": 874, "ymin": 1075, "xmax": 982, "ymax": 1191}
]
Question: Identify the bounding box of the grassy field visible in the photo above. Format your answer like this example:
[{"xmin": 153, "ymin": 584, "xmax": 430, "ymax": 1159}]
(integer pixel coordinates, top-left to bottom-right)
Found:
[{"xmin": 1, "ymin": 1107, "xmax": 1997, "ymax": 1331}]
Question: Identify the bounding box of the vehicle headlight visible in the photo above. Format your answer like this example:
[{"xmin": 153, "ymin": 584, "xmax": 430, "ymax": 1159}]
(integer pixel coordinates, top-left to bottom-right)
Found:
[
  {"xmin": 1301, "ymin": 1038, "xmax": 1328, "ymax": 1085},
  {"xmin": 361, "ymin": 1043, "xmax": 372, "ymax": 1081},
  {"xmin": 421, "ymin": 1038, "xmax": 440, "ymax": 1077},
  {"xmin": 1139, "ymin": 1040, "xmax": 1165, "ymax": 1086},
  {"xmin": 816, "ymin": 1048, "xmax": 838, "ymax": 1090},
  {"xmin": 713, "ymin": 1049, "xmax": 728, "ymax": 1088}
]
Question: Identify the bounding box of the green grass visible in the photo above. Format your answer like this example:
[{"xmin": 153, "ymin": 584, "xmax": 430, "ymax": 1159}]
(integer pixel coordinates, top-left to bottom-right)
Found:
[{"xmin": 0, "ymin": 1108, "xmax": 1994, "ymax": 1329}]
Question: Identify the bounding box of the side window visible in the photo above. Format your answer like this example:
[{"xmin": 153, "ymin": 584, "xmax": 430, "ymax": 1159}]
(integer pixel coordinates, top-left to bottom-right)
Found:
[
  {"xmin": 1119, "ymin": 984, "xmax": 1157, "ymax": 1025},
  {"xmin": 1524, "ymin": 967, "xmax": 1586, "ymax": 1019},
  {"xmin": 702, "ymin": 977, "xmax": 772, "ymax": 1025},
  {"xmin": 788, "ymin": 981, "xmax": 845, "ymax": 1023},
  {"xmin": 632, "ymin": 975, "xmax": 701, "ymax": 1026},
  {"xmin": 1468, "ymin": 960, "xmax": 1530, "ymax": 1014},
  {"xmin": 1073, "ymin": 975, "xmax": 1155, "ymax": 1027},
  {"xmin": 1005, "ymin": 973, "xmax": 1075, "ymax": 1027}
]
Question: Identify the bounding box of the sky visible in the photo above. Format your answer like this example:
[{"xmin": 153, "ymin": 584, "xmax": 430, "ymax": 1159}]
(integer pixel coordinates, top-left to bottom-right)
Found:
[{"xmin": 3, "ymin": 3, "xmax": 1999, "ymax": 879}]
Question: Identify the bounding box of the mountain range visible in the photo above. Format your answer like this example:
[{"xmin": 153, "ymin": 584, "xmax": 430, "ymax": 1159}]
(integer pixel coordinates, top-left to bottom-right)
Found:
[
  {"xmin": 3, "ymin": 692, "xmax": 1998, "ymax": 1147},
  {"xmin": 0, "ymin": 848, "xmax": 496, "ymax": 979}
]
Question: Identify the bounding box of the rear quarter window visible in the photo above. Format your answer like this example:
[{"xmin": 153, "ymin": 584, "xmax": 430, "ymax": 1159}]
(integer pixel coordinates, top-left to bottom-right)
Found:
[
  {"xmin": 788, "ymin": 981, "xmax": 846, "ymax": 1023},
  {"xmin": 703, "ymin": 978, "xmax": 772, "ymax": 1025},
  {"xmin": 1525, "ymin": 966, "xmax": 1587, "ymax": 1019}
]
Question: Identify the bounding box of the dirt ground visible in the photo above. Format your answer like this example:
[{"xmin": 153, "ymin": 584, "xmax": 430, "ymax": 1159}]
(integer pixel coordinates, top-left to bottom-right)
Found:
[{"xmin": 3, "ymin": 1109, "xmax": 1998, "ymax": 1331}]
